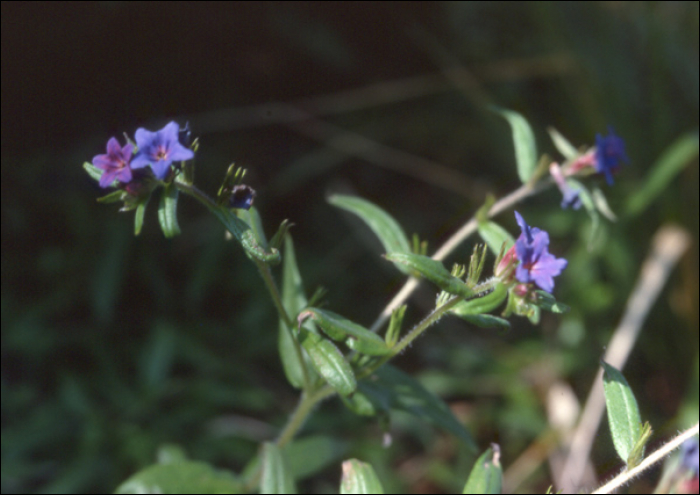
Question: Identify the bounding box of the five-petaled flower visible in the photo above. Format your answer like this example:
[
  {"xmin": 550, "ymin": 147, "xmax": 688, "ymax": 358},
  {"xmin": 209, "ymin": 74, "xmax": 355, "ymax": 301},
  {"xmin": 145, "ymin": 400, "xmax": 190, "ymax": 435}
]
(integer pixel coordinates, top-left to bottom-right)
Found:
[
  {"xmin": 595, "ymin": 127, "xmax": 629, "ymax": 185},
  {"xmin": 92, "ymin": 137, "xmax": 134, "ymax": 188},
  {"xmin": 513, "ymin": 211, "xmax": 567, "ymax": 293},
  {"xmin": 130, "ymin": 121, "xmax": 194, "ymax": 180}
]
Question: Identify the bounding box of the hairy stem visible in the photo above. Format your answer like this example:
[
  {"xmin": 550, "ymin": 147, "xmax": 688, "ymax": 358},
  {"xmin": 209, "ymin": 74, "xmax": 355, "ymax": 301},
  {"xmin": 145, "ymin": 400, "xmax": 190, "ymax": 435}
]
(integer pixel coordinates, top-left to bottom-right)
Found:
[{"xmin": 592, "ymin": 423, "xmax": 699, "ymax": 494}]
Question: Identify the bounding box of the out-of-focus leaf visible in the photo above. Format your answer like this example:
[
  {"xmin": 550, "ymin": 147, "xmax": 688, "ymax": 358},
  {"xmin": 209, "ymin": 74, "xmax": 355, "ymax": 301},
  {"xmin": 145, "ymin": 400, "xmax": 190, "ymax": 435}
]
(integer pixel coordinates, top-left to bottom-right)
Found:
[
  {"xmin": 626, "ymin": 133, "xmax": 699, "ymax": 217},
  {"xmin": 300, "ymin": 331, "xmax": 356, "ymax": 396},
  {"xmin": 298, "ymin": 308, "xmax": 391, "ymax": 356},
  {"xmin": 341, "ymin": 390, "xmax": 378, "ymax": 417},
  {"xmin": 261, "ymin": 442, "xmax": 297, "ymax": 495},
  {"xmin": 494, "ymin": 107, "xmax": 538, "ymax": 183},
  {"xmin": 134, "ymin": 198, "xmax": 148, "ymax": 236},
  {"xmin": 601, "ymin": 361, "xmax": 643, "ymax": 464},
  {"xmin": 359, "ymin": 365, "xmax": 476, "ymax": 450},
  {"xmin": 384, "ymin": 253, "xmax": 474, "ymax": 299},
  {"xmin": 477, "ymin": 220, "xmax": 515, "ymax": 256},
  {"xmin": 547, "ymin": 127, "xmax": 579, "ymax": 161},
  {"xmin": 284, "ymin": 435, "xmax": 348, "ymax": 481},
  {"xmin": 115, "ymin": 461, "xmax": 242, "ymax": 494},
  {"xmin": 329, "ymin": 195, "xmax": 411, "ymax": 273},
  {"xmin": 83, "ymin": 161, "xmax": 104, "ymax": 183},
  {"xmin": 157, "ymin": 182, "xmax": 181, "ymax": 238},
  {"xmin": 462, "ymin": 444, "xmax": 502, "ymax": 494},
  {"xmin": 340, "ymin": 459, "xmax": 385, "ymax": 494}
]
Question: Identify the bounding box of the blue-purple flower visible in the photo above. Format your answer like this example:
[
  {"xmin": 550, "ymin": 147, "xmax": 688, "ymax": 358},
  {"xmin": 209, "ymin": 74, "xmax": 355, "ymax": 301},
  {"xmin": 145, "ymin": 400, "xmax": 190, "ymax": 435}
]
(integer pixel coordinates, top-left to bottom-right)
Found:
[
  {"xmin": 130, "ymin": 122, "xmax": 194, "ymax": 180},
  {"xmin": 92, "ymin": 137, "xmax": 134, "ymax": 188},
  {"xmin": 595, "ymin": 127, "xmax": 629, "ymax": 185},
  {"xmin": 514, "ymin": 211, "xmax": 567, "ymax": 293}
]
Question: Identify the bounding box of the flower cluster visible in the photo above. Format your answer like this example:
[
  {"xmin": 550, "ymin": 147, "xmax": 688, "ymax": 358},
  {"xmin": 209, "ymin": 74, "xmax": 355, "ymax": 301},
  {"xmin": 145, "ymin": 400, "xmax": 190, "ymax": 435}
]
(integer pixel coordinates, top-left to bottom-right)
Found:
[{"xmin": 92, "ymin": 121, "xmax": 194, "ymax": 188}]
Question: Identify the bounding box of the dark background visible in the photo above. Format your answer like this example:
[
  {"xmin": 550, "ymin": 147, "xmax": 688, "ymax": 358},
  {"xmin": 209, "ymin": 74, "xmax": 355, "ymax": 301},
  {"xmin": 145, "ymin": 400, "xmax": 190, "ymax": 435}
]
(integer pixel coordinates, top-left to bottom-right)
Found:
[{"xmin": 2, "ymin": 2, "xmax": 698, "ymax": 493}]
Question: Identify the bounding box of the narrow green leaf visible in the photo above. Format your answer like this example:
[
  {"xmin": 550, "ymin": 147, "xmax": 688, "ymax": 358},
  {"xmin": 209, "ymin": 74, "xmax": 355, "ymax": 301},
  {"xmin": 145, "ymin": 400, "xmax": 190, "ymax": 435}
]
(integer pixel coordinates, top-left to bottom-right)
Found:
[
  {"xmin": 157, "ymin": 182, "xmax": 181, "ymax": 238},
  {"xmin": 299, "ymin": 308, "xmax": 391, "ymax": 356},
  {"xmin": 450, "ymin": 282, "xmax": 508, "ymax": 317},
  {"xmin": 462, "ymin": 445, "xmax": 502, "ymax": 494},
  {"xmin": 134, "ymin": 197, "xmax": 149, "ymax": 236},
  {"xmin": 115, "ymin": 460, "xmax": 242, "ymax": 494},
  {"xmin": 300, "ymin": 331, "xmax": 356, "ymax": 396},
  {"xmin": 359, "ymin": 365, "xmax": 476, "ymax": 450},
  {"xmin": 601, "ymin": 361, "xmax": 643, "ymax": 464},
  {"xmin": 494, "ymin": 107, "xmax": 538, "ymax": 183},
  {"xmin": 477, "ymin": 221, "xmax": 515, "ymax": 256},
  {"xmin": 83, "ymin": 161, "xmax": 106, "ymax": 183},
  {"xmin": 329, "ymin": 194, "xmax": 411, "ymax": 259},
  {"xmin": 279, "ymin": 236, "xmax": 312, "ymax": 389},
  {"xmin": 384, "ymin": 253, "xmax": 474, "ymax": 299},
  {"xmin": 261, "ymin": 442, "xmax": 297, "ymax": 495},
  {"xmin": 385, "ymin": 305, "xmax": 407, "ymax": 347},
  {"xmin": 547, "ymin": 127, "xmax": 579, "ymax": 161},
  {"xmin": 340, "ymin": 459, "xmax": 385, "ymax": 494},
  {"xmin": 626, "ymin": 133, "xmax": 699, "ymax": 217}
]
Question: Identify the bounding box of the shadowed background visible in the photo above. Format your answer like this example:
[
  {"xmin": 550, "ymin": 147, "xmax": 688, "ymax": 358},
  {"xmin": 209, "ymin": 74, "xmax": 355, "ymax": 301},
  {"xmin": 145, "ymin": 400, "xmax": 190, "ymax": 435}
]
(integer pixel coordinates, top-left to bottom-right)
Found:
[{"xmin": 2, "ymin": 2, "xmax": 698, "ymax": 493}]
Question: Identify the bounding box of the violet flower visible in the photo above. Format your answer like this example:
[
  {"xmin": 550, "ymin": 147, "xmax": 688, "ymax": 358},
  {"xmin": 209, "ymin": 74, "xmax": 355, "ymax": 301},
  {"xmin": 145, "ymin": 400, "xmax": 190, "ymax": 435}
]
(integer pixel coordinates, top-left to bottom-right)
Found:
[
  {"xmin": 92, "ymin": 137, "xmax": 134, "ymax": 188},
  {"xmin": 595, "ymin": 127, "xmax": 629, "ymax": 185},
  {"xmin": 130, "ymin": 122, "xmax": 194, "ymax": 180},
  {"xmin": 514, "ymin": 211, "xmax": 567, "ymax": 293}
]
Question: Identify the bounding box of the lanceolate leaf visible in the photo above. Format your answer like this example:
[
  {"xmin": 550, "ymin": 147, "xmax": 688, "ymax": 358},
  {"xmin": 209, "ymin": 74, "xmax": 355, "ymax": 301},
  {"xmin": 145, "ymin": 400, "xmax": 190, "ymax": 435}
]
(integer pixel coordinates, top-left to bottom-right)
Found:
[
  {"xmin": 359, "ymin": 365, "xmax": 476, "ymax": 450},
  {"xmin": 298, "ymin": 308, "xmax": 391, "ymax": 356},
  {"xmin": 547, "ymin": 127, "xmax": 579, "ymax": 161},
  {"xmin": 384, "ymin": 253, "xmax": 474, "ymax": 299},
  {"xmin": 462, "ymin": 445, "xmax": 502, "ymax": 494},
  {"xmin": 494, "ymin": 107, "xmax": 538, "ymax": 183},
  {"xmin": 340, "ymin": 459, "xmax": 385, "ymax": 494},
  {"xmin": 300, "ymin": 331, "xmax": 356, "ymax": 396},
  {"xmin": 601, "ymin": 360, "xmax": 643, "ymax": 464},
  {"xmin": 157, "ymin": 182, "xmax": 181, "ymax": 238},
  {"xmin": 261, "ymin": 443, "xmax": 297, "ymax": 495},
  {"xmin": 279, "ymin": 236, "xmax": 313, "ymax": 389},
  {"xmin": 329, "ymin": 194, "xmax": 411, "ymax": 260}
]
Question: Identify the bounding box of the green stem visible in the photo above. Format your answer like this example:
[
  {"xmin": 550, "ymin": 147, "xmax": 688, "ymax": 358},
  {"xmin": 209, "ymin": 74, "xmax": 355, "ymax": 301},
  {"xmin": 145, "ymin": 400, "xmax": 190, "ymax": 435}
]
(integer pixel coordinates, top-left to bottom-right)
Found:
[{"xmin": 276, "ymin": 387, "xmax": 334, "ymax": 448}]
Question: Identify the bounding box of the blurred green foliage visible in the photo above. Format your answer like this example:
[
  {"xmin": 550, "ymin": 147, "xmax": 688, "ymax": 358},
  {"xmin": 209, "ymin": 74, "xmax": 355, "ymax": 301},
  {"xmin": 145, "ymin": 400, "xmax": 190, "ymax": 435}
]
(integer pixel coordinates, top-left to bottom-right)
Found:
[{"xmin": 2, "ymin": 2, "xmax": 698, "ymax": 493}]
